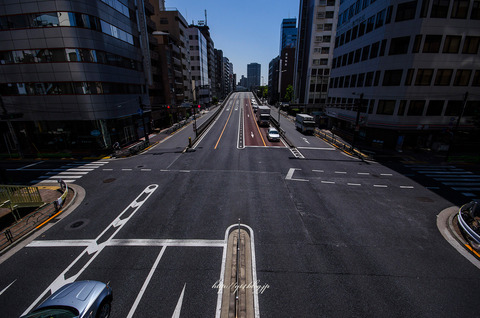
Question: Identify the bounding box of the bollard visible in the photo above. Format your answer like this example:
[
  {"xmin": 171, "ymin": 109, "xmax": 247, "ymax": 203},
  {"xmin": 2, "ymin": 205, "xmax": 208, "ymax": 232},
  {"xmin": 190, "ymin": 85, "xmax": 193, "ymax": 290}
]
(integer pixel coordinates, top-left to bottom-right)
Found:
[{"xmin": 188, "ymin": 137, "xmax": 192, "ymax": 148}]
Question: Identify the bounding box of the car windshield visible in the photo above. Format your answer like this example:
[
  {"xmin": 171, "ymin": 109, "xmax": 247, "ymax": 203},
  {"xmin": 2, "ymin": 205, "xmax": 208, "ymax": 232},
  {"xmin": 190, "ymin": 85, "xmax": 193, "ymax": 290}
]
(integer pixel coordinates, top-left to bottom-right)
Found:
[
  {"xmin": 22, "ymin": 307, "xmax": 79, "ymax": 318},
  {"xmin": 269, "ymin": 130, "xmax": 278, "ymax": 134}
]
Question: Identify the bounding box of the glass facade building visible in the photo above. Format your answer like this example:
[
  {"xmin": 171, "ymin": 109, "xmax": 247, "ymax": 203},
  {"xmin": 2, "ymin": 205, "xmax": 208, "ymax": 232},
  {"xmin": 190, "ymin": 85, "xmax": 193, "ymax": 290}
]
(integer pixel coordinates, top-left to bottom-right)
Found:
[{"xmin": 0, "ymin": 0, "xmax": 151, "ymax": 156}]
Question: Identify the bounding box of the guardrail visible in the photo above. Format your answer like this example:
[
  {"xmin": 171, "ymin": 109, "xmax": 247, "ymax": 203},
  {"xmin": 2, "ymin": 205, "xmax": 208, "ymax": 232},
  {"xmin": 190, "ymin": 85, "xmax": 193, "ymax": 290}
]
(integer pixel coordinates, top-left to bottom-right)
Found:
[
  {"xmin": 458, "ymin": 201, "xmax": 480, "ymax": 246},
  {"xmin": 0, "ymin": 180, "xmax": 69, "ymax": 251},
  {"xmin": 113, "ymin": 140, "xmax": 150, "ymax": 158},
  {"xmin": 314, "ymin": 129, "xmax": 373, "ymax": 161}
]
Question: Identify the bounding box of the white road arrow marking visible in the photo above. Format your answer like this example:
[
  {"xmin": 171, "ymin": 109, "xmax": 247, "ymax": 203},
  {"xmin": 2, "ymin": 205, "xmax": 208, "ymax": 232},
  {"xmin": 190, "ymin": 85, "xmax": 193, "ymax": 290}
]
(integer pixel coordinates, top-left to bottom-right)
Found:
[
  {"xmin": 23, "ymin": 184, "xmax": 159, "ymax": 316},
  {"xmin": 285, "ymin": 168, "xmax": 308, "ymax": 182},
  {"xmin": 172, "ymin": 283, "xmax": 187, "ymax": 318}
]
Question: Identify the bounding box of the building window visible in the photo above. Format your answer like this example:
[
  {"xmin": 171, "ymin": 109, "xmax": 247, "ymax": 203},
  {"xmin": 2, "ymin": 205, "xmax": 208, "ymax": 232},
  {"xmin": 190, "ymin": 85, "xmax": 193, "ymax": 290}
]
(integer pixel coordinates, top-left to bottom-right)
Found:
[
  {"xmin": 395, "ymin": 1, "xmax": 418, "ymax": 22},
  {"xmin": 351, "ymin": 74, "xmax": 358, "ymax": 87},
  {"xmin": 412, "ymin": 34, "xmax": 422, "ymax": 53},
  {"xmin": 389, "ymin": 36, "xmax": 410, "ymax": 55},
  {"xmin": 453, "ymin": 69, "xmax": 472, "ymax": 86},
  {"xmin": 348, "ymin": 51, "xmax": 354, "ymax": 64},
  {"xmin": 361, "ymin": 45, "xmax": 370, "ymax": 61},
  {"xmin": 324, "ymin": 23, "xmax": 333, "ymax": 31},
  {"xmin": 415, "ymin": 69, "xmax": 434, "ymax": 85},
  {"xmin": 358, "ymin": 20, "xmax": 366, "ymax": 37},
  {"xmin": 434, "ymin": 69, "xmax": 453, "ymax": 85},
  {"xmin": 326, "ymin": 11, "xmax": 335, "ymax": 18},
  {"xmin": 377, "ymin": 100, "xmax": 396, "ymax": 115},
  {"xmin": 423, "ymin": 35, "xmax": 442, "ymax": 53},
  {"xmin": 443, "ymin": 35, "xmax": 462, "ymax": 53},
  {"xmin": 321, "ymin": 47, "xmax": 330, "ymax": 54},
  {"xmin": 376, "ymin": 9, "xmax": 386, "ymax": 28},
  {"xmin": 462, "ymin": 36, "xmax": 480, "ymax": 54},
  {"xmin": 451, "ymin": 0, "xmax": 469, "ymax": 18},
  {"xmin": 323, "ymin": 36, "xmax": 332, "ymax": 42},
  {"xmin": 426, "ymin": 100, "xmax": 444, "ymax": 115},
  {"xmin": 351, "ymin": 25, "xmax": 358, "ymax": 40},
  {"xmin": 366, "ymin": 15, "xmax": 375, "ymax": 33},
  {"xmin": 386, "ymin": 5, "xmax": 394, "ymax": 23},
  {"xmin": 383, "ymin": 69, "xmax": 403, "ymax": 86},
  {"xmin": 472, "ymin": 0, "xmax": 480, "ymax": 19},
  {"xmin": 408, "ymin": 100, "xmax": 426, "ymax": 115},
  {"xmin": 465, "ymin": 101, "xmax": 480, "ymax": 116},
  {"xmin": 445, "ymin": 100, "xmax": 463, "ymax": 115},
  {"xmin": 431, "ymin": 0, "xmax": 450, "ymax": 18},
  {"xmin": 379, "ymin": 39, "xmax": 387, "ymax": 56},
  {"xmin": 354, "ymin": 48, "xmax": 362, "ymax": 63},
  {"xmin": 420, "ymin": 0, "xmax": 430, "ymax": 17},
  {"xmin": 357, "ymin": 73, "xmax": 365, "ymax": 87},
  {"xmin": 365, "ymin": 72, "xmax": 374, "ymax": 86},
  {"xmin": 374, "ymin": 71, "xmax": 381, "ymax": 86},
  {"xmin": 398, "ymin": 100, "xmax": 407, "ymax": 115},
  {"xmin": 473, "ymin": 70, "xmax": 480, "ymax": 86},
  {"xmin": 370, "ymin": 41, "xmax": 380, "ymax": 59},
  {"xmin": 405, "ymin": 68, "xmax": 415, "ymax": 85}
]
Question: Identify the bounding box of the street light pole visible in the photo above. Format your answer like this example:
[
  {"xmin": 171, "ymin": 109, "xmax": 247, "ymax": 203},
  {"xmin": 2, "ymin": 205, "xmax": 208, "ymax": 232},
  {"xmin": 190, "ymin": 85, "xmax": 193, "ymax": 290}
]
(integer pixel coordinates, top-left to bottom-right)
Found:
[{"xmin": 352, "ymin": 93, "xmax": 363, "ymax": 150}]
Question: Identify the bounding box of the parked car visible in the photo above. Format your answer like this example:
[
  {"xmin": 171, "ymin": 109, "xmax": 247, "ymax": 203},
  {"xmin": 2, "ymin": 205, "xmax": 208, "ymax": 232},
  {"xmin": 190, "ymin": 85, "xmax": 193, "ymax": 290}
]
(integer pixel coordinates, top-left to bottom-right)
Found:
[
  {"xmin": 20, "ymin": 280, "xmax": 113, "ymax": 318},
  {"xmin": 267, "ymin": 127, "xmax": 280, "ymax": 142}
]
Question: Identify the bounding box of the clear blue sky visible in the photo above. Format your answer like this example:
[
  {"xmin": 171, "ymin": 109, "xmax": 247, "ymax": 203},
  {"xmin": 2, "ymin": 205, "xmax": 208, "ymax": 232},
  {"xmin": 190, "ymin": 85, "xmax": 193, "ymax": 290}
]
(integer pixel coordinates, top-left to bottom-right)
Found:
[{"xmin": 167, "ymin": 0, "xmax": 299, "ymax": 84}]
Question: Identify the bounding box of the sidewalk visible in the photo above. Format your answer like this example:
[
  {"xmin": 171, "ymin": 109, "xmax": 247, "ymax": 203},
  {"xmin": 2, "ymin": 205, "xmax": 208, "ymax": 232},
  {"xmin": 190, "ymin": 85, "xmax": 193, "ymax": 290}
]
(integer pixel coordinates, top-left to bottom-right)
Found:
[{"xmin": 0, "ymin": 184, "xmax": 75, "ymax": 253}]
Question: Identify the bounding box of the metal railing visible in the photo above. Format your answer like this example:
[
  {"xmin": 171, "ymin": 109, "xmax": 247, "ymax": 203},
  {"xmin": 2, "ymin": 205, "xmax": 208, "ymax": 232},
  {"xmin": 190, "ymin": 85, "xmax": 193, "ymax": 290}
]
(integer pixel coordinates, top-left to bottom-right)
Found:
[
  {"xmin": 0, "ymin": 185, "xmax": 44, "ymax": 222},
  {"xmin": 314, "ymin": 129, "xmax": 373, "ymax": 161},
  {"xmin": 1, "ymin": 181, "xmax": 69, "ymax": 251}
]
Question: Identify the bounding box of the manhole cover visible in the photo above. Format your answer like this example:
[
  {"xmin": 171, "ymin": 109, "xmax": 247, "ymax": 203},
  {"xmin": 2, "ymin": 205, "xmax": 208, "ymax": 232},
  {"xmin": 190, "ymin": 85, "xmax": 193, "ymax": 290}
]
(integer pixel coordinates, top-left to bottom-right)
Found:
[
  {"xmin": 103, "ymin": 178, "xmax": 116, "ymax": 183},
  {"xmin": 65, "ymin": 218, "xmax": 90, "ymax": 231},
  {"xmin": 416, "ymin": 197, "xmax": 434, "ymax": 202}
]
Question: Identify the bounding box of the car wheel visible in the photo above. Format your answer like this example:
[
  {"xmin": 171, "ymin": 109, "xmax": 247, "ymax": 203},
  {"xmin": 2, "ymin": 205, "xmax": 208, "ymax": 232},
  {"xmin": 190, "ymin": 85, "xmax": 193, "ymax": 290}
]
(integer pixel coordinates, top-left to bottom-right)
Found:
[{"xmin": 96, "ymin": 301, "xmax": 111, "ymax": 318}]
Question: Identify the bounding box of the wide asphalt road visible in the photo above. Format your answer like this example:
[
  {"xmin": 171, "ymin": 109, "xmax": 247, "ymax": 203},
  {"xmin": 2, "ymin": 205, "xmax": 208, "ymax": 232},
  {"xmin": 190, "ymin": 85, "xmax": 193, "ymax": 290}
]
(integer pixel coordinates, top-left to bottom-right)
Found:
[{"xmin": 1, "ymin": 92, "xmax": 479, "ymax": 317}]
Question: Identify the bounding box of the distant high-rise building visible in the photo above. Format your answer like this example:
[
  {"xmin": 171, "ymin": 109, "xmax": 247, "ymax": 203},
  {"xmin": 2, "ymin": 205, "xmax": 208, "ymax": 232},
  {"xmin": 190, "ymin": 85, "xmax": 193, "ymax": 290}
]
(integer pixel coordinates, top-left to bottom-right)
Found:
[
  {"xmin": 187, "ymin": 26, "xmax": 210, "ymax": 106},
  {"xmin": 294, "ymin": 0, "xmax": 338, "ymax": 108},
  {"xmin": 280, "ymin": 18, "xmax": 297, "ymax": 53},
  {"xmin": 247, "ymin": 63, "xmax": 261, "ymax": 89}
]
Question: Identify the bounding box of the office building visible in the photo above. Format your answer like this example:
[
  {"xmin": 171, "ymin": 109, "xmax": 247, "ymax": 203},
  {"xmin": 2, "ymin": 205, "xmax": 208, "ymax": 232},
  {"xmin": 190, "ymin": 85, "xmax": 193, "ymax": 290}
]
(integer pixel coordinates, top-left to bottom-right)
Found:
[
  {"xmin": 187, "ymin": 26, "xmax": 210, "ymax": 107},
  {"xmin": 0, "ymin": 0, "xmax": 154, "ymax": 155},
  {"xmin": 294, "ymin": 0, "xmax": 338, "ymax": 110},
  {"xmin": 280, "ymin": 18, "xmax": 298, "ymax": 53},
  {"xmin": 327, "ymin": 0, "xmax": 480, "ymax": 150},
  {"xmin": 247, "ymin": 63, "xmax": 261, "ymax": 90}
]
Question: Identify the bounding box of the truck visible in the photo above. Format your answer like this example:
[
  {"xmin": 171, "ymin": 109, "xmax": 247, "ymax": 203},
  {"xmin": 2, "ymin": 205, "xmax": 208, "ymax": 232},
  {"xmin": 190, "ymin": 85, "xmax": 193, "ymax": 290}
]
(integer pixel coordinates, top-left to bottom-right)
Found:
[
  {"xmin": 256, "ymin": 106, "xmax": 271, "ymax": 127},
  {"xmin": 295, "ymin": 114, "xmax": 316, "ymax": 134}
]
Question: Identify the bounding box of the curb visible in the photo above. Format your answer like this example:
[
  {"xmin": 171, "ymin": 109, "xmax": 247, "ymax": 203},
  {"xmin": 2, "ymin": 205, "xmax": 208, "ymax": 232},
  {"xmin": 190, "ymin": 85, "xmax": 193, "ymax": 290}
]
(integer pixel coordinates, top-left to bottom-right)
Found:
[{"xmin": 0, "ymin": 185, "xmax": 78, "ymax": 258}]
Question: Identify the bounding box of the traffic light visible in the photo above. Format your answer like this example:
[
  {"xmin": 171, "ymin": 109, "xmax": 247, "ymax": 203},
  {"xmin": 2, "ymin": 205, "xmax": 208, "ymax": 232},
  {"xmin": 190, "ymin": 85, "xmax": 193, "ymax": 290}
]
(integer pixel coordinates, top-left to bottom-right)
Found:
[{"xmin": 198, "ymin": 105, "xmax": 201, "ymax": 108}]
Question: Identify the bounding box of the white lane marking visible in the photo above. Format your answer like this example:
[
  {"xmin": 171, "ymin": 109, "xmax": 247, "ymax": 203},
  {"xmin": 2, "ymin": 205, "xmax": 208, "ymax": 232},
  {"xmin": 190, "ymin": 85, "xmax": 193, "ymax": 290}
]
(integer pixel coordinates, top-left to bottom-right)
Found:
[
  {"xmin": 321, "ymin": 181, "xmax": 335, "ymax": 184},
  {"xmin": 39, "ymin": 175, "xmax": 83, "ymax": 179},
  {"xmin": 347, "ymin": 183, "xmax": 361, "ymax": 186},
  {"xmin": 0, "ymin": 279, "xmax": 16, "ymax": 296},
  {"xmin": 357, "ymin": 172, "xmax": 370, "ymax": 175},
  {"xmin": 127, "ymin": 246, "xmax": 167, "ymax": 318},
  {"xmin": 103, "ymin": 168, "xmax": 114, "ymax": 171},
  {"xmin": 46, "ymin": 171, "xmax": 88, "ymax": 175},
  {"xmin": 374, "ymin": 184, "xmax": 388, "ymax": 188},
  {"xmin": 64, "ymin": 168, "xmax": 94, "ymax": 171},
  {"xmin": 380, "ymin": 173, "xmax": 393, "ymax": 176},
  {"xmin": 400, "ymin": 186, "xmax": 415, "ymax": 189},
  {"xmin": 19, "ymin": 162, "xmax": 44, "ymax": 170},
  {"xmin": 23, "ymin": 185, "xmax": 159, "ymax": 315},
  {"xmin": 251, "ymin": 132, "xmax": 254, "ymax": 138},
  {"xmin": 122, "ymin": 168, "xmax": 133, "ymax": 171},
  {"xmin": 141, "ymin": 169, "xmax": 152, "ymax": 171},
  {"xmin": 179, "ymin": 170, "xmax": 191, "ymax": 173},
  {"xmin": 172, "ymin": 283, "xmax": 187, "ymax": 318},
  {"xmin": 312, "ymin": 170, "xmax": 324, "ymax": 173},
  {"xmin": 334, "ymin": 171, "xmax": 347, "ymax": 174},
  {"xmin": 28, "ymin": 239, "xmax": 226, "ymax": 248},
  {"xmin": 297, "ymin": 147, "xmax": 334, "ymax": 150},
  {"xmin": 285, "ymin": 168, "xmax": 308, "ymax": 182},
  {"xmin": 35, "ymin": 179, "xmax": 77, "ymax": 184}
]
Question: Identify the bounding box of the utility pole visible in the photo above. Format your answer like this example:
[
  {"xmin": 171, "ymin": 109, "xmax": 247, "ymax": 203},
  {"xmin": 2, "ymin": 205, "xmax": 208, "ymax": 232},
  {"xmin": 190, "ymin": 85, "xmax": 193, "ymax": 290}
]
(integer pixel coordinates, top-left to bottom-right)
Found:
[
  {"xmin": 139, "ymin": 96, "xmax": 149, "ymax": 144},
  {"xmin": 352, "ymin": 93, "xmax": 363, "ymax": 150},
  {"xmin": 446, "ymin": 91, "xmax": 468, "ymax": 161}
]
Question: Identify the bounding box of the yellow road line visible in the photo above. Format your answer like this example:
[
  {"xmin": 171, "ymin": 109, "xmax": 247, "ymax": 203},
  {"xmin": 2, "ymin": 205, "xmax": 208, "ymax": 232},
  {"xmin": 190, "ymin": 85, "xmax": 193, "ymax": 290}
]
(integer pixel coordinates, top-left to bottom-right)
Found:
[
  {"xmin": 35, "ymin": 209, "xmax": 64, "ymax": 229},
  {"xmin": 465, "ymin": 243, "xmax": 480, "ymax": 258},
  {"xmin": 214, "ymin": 97, "xmax": 236, "ymax": 149}
]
